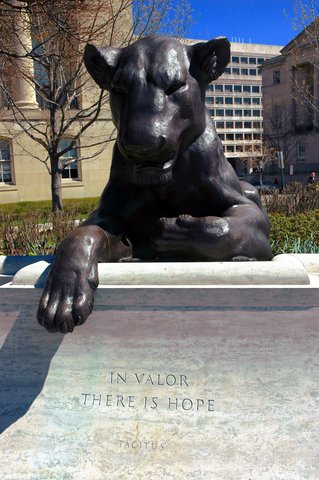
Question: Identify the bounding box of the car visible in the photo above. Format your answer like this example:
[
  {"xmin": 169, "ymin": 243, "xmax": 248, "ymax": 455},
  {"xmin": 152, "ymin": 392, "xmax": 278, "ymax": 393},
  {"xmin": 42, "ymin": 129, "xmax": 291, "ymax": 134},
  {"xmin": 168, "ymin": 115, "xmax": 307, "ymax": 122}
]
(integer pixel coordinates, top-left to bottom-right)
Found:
[{"xmin": 250, "ymin": 181, "xmax": 279, "ymax": 194}]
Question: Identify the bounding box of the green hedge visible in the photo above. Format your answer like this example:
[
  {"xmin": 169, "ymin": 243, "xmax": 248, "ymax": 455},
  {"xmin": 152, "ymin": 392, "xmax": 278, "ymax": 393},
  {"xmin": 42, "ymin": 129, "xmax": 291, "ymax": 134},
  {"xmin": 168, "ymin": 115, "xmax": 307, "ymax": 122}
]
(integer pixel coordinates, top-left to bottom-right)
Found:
[
  {"xmin": 268, "ymin": 211, "xmax": 319, "ymax": 254},
  {"xmin": 0, "ymin": 197, "xmax": 99, "ymax": 220},
  {"xmin": 1, "ymin": 199, "xmax": 318, "ymax": 255},
  {"xmin": 268, "ymin": 211, "xmax": 319, "ymax": 243}
]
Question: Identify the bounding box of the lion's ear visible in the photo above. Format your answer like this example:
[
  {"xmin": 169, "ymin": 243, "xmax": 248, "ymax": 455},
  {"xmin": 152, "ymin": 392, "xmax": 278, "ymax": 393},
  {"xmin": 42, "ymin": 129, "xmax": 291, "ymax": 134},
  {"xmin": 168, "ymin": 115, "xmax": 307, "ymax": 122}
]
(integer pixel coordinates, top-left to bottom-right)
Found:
[
  {"xmin": 84, "ymin": 44, "xmax": 121, "ymax": 90},
  {"xmin": 194, "ymin": 37, "xmax": 230, "ymax": 82}
]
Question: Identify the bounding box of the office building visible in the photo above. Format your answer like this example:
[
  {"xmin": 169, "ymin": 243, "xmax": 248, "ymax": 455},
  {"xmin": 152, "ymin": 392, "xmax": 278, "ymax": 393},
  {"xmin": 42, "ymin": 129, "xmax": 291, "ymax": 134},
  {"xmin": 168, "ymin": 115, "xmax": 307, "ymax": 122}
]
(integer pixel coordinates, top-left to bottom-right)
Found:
[{"xmin": 204, "ymin": 41, "xmax": 282, "ymax": 174}]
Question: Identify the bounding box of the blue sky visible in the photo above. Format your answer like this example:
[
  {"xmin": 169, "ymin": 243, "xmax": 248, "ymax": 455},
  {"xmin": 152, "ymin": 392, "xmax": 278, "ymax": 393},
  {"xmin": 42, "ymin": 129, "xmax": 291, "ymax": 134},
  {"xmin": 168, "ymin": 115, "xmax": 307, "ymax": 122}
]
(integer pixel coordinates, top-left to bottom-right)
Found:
[{"xmin": 188, "ymin": 0, "xmax": 300, "ymax": 46}]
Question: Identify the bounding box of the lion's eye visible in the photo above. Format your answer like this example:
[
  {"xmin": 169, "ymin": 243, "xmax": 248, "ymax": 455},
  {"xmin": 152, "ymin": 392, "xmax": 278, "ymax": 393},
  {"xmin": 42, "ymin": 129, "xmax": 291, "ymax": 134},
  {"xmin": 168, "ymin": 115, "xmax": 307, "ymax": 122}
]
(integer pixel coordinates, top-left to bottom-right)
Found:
[{"xmin": 165, "ymin": 81, "xmax": 186, "ymax": 96}]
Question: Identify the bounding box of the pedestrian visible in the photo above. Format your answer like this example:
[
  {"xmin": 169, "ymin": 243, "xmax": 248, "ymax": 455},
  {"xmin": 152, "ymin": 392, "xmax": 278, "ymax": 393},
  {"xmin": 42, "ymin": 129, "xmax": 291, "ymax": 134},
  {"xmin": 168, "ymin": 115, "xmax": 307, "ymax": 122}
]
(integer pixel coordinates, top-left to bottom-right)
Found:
[{"xmin": 307, "ymin": 172, "xmax": 316, "ymax": 185}]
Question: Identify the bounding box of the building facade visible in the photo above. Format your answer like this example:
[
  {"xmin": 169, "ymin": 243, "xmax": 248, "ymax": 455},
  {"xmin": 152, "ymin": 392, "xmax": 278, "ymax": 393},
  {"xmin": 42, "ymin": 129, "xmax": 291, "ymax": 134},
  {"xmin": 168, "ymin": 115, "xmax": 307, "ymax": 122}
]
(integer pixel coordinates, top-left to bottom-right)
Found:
[
  {"xmin": 203, "ymin": 41, "xmax": 282, "ymax": 175},
  {"xmin": 0, "ymin": 1, "xmax": 131, "ymax": 205},
  {"xmin": 0, "ymin": 30, "xmax": 283, "ymax": 205},
  {"xmin": 262, "ymin": 19, "xmax": 319, "ymax": 183}
]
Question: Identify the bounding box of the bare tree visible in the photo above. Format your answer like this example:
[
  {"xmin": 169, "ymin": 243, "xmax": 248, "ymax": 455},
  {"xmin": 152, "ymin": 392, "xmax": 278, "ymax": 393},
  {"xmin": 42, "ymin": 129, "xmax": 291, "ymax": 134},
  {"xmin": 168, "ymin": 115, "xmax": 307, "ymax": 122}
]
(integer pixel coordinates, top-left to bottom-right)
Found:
[
  {"xmin": 238, "ymin": 135, "xmax": 276, "ymax": 189},
  {"xmin": 263, "ymin": 102, "xmax": 295, "ymax": 168},
  {"xmin": 0, "ymin": 0, "xmax": 192, "ymax": 212}
]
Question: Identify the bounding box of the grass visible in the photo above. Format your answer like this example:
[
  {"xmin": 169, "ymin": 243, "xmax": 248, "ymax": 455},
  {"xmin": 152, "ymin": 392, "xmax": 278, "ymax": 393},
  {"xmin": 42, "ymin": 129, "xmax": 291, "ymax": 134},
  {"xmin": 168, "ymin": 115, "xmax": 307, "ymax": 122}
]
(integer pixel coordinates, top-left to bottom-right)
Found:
[
  {"xmin": 0, "ymin": 197, "xmax": 99, "ymax": 221},
  {"xmin": 270, "ymin": 234, "xmax": 319, "ymax": 255}
]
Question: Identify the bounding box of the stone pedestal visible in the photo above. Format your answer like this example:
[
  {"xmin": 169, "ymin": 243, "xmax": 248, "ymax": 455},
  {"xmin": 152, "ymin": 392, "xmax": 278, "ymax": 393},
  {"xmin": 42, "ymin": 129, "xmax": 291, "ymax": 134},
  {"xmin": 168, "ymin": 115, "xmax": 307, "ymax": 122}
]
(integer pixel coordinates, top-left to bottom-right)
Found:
[{"xmin": 0, "ymin": 255, "xmax": 318, "ymax": 479}]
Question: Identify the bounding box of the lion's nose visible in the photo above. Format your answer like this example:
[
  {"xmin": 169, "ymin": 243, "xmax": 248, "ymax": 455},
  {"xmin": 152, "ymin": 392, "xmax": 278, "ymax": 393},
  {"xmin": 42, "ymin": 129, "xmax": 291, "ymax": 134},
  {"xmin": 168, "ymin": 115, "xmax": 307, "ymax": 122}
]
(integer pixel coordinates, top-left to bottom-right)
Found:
[{"xmin": 123, "ymin": 135, "xmax": 167, "ymax": 156}]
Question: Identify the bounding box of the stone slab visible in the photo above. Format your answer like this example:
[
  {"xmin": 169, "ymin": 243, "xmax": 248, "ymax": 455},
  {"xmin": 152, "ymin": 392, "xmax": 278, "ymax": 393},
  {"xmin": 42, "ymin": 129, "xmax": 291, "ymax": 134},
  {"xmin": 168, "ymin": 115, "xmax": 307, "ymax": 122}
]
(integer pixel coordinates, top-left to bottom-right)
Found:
[
  {"xmin": 7, "ymin": 256, "xmax": 317, "ymax": 287},
  {"xmin": 0, "ymin": 255, "xmax": 55, "ymax": 275},
  {"xmin": 0, "ymin": 292, "xmax": 318, "ymax": 479},
  {"xmin": 2, "ymin": 254, "xmax": 319, "ymax": 287}
]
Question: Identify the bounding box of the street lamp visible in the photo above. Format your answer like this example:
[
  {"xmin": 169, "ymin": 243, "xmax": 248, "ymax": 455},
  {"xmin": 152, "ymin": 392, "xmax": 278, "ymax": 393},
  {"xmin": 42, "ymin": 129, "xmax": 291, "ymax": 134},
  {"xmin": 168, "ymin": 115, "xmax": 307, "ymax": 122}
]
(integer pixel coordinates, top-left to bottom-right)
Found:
[{"xmin": 276, "ymin": 151, "xmax": 285, "ymax": 190}]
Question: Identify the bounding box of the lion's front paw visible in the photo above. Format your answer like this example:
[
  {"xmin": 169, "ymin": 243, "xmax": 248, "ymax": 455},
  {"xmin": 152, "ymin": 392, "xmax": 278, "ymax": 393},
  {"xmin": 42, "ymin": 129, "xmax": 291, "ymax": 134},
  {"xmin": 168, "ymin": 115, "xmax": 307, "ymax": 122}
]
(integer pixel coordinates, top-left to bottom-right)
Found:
[
  {"xmin": 151, "ymin": 216, "xmax": 195, "ymax": 257},
  {"xmin": 37, "ymin": 263, "xmax": 98, "ymax": 333}
]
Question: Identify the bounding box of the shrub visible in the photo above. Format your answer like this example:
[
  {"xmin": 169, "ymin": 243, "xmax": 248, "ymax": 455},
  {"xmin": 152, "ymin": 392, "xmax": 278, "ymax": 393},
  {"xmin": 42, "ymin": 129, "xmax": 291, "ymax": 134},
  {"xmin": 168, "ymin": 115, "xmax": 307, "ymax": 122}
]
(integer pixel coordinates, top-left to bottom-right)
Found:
[
  {"xmin": 0, "ymin": 210, "xmax": 79, "ymax": 256},
  {"xmin": 268, "ymin": 211, "xmax": 319, "ymax": 255},
  {"xmin": 264, "ymin": 182, "xmax": 319, "ymax": 215},
  {"xmin": 0, "ymin": 197, "xmax": 99, "ymax": 221},
  {"xmin": 0, "ymin": 198, "xmax": 99, "ymax": 255},
  {"xmin": 0, "ymin": 198, "xmax": 318, "ymax": 256}
]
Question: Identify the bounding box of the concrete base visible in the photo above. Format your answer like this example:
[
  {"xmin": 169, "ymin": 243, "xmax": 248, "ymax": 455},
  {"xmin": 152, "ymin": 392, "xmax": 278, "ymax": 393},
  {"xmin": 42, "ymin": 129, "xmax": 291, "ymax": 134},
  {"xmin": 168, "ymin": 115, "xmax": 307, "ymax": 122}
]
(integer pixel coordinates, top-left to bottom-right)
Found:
[
  {"xmin": 0, "ymin": 255, "xmax": 318, "ymax": 479},
  {"xmin": 1, "ymin": 253, "xmax": 319, "ymax": 287}
]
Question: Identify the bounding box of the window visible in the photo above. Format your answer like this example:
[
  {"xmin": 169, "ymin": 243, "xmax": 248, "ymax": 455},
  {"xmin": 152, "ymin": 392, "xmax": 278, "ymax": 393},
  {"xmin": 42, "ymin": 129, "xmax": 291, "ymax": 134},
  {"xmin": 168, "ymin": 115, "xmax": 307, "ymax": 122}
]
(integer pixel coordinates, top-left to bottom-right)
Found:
[
  {"xmin": 257, "ymin": 58, "xmax": 265, "ymax": 65},
  {"xmin": 241, "ymin": 57, "xmax": 248, "ymax": 64},
  {"xmin": 234, "ymin": 98, "xmax": 242, "ymax": 104},
  {"xmin": 232, "ymin": 56, "xmax": 240, "ymax": 63},
  {"xmin": 296, "ymin": 141, "xmax": 305, "ymax": 159},
  {"xmin": 226, "ymin": 121, "xmax": 233, "ymax": 128},
  {"xmin": 216, "ymin": 121, "xmax": 224, "ymax": 129},
  {"xmin": 215, "ymin": 84, "xmax": 223, "ymax": 92},
  {"xmin": 235, "ymin": 133, "xmax": 243, "ymax": 140},
  {"xmin": 207, "ymin": 85, "xmax": 213, "ymax": 91},
  {"xmin": 225, "ymin": 68, "xmax": 231, "ymax": 74},
  {"xmin": 243, "ymin": 85, "xmax": 251, "ymax": 93},
  {"xmin": 244, "ymin": 109, "xmax": 251, "ymax": 117},
  {"xmin": 225, "ymin": 109, "xmax": 233, "ymax": 116},
  {"xmin": 273, "ymin": 70, "xmax": 281, "ymax": 84},
  {"xmin": 226, "ymin": 145, "xmax": 235, "ymax": 152},
  {"xmin": 226, "ymin": 133, "xmax": 234, "ymax": 140},
  {"xmin": 244, "ymin": 121, "xmax": 252, "ymax": 128},
  {"xmin": 235, "ymin": 121, "xmax": 243, "ymax": 128},
  {"xmin": 244, "ymin": 133, "xmax": 252, "ymax": 140},
  {"xmin": 0, "ymin": 140, "xmax": 13, "ymax": 183},
  {"xmin": 216, "ymin": 109, "xmax": 224, "ymax": 116},
  {"xmin": 253, "ymin": 109, "xmax": 261, "ymax": 117},
  {"xmin": 235, "ymin": 109, "xmax": 242, "ymax": 116},
  {"xmin": 253, "ymin": 121, "xmax": 261, "ymax": 128},
  {"xmin": 232, "ymin": 68, "xmax": 240, "ymax": 75},
  {"xmin": 273, "ymin": 104, "xmax": 282, "ymax": 127},
  {"xmin": 215, "ymin": 97, "xmax": 224, "ymax": 104},
  {"xmin": 293, "ymin": 63, "xmax": 314, "ymax": 128},
  {"xmin": 245, "ymin": 145, "xmax": 253, "ymax": 152},
  {"xmin": 225, "ymin": 97, "xmax": 233, "ymax": 104},
  {"xmin": 243, "ymin": 98, "xmax": 251, "ymax": 105},
  {"xmin": 205, "ymin": 96, "xmax": 213, "ymax": 103},
  {"xmin": 252, "ymin": 98, "xmax": 260, "ymax": 105},
  {"xmin": 225, "ymin": 85, "xmax": 233, "ymax": 92},
  {"xmin": 249, "ymin": 69, "xmax": 257, "ymax": 76},
  {"xmin": 241, "ymin": 69, "xmax": 248, "ymax": 75},
  {"xmin": 236, "ymin": 145, "xmax": 243, "ymax": 152},
  {"xmin": 209, "ymin": 109, "xmax": 214, "ymax": 116},
  {"xmin": 59, "ymin": 138, "xmax": 79, "ymax": 180},
  {"xmin": 218, "ymin": 133, "xmax": 225, "ymax": 140},
  {"xmin": 234, "ymin": 85, "xmax": 241, "ymax": 92},
  {"xmin": 249, "ymin": 57, "xmax": 256, "ymax": 64},
  {"xmin": 252, "ymin": 86, "xmax": 260, "ymax": 93}
]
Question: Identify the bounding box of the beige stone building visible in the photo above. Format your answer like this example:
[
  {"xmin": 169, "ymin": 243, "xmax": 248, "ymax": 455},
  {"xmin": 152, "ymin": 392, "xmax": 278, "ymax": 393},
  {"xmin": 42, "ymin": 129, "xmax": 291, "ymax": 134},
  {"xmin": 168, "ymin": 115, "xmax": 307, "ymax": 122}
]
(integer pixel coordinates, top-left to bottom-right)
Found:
[
  {"xmin": 0, "ymin": 106, "xmax": 116, "ymax": 205},
  {"xmin": 0, "ymin": 2, "xmax": 131, "ymax": 205},
  {"xmin": 262, "ymin": 19, "xmax": 319, "ymax": 183}
]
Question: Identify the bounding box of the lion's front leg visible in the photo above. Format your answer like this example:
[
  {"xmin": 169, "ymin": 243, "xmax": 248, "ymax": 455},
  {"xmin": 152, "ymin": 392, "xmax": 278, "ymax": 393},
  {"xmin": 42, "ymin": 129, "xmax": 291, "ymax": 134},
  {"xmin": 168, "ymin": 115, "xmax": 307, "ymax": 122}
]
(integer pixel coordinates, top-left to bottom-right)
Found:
[
  {"xmin": 152, "ymin": 204, "xmax": 272, "ymax": 261},
  {"xmin": 37, "ymin": 225, "xmax": 131, "ymax": 333}
]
